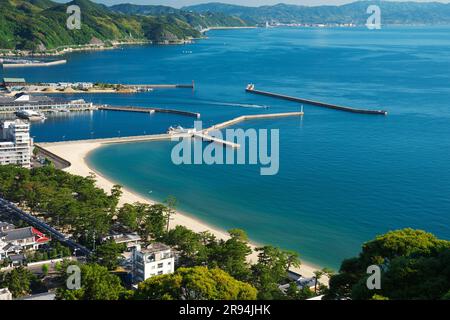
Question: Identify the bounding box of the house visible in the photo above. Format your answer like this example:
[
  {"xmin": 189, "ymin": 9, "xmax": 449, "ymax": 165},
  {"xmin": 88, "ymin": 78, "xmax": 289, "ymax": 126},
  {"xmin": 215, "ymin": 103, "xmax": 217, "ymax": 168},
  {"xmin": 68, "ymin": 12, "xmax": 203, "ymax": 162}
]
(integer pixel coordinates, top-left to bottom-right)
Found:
[
  {"xmin": 0, "ymin": 225, "xmax": 50, "ymax": 261},
  {"xmin": 102, "ymin": 231, "xmax": 141, "ymax": 251},
  {"xmin": 132, "ymin": 243, "xmax": 174, "ymax": 283}
]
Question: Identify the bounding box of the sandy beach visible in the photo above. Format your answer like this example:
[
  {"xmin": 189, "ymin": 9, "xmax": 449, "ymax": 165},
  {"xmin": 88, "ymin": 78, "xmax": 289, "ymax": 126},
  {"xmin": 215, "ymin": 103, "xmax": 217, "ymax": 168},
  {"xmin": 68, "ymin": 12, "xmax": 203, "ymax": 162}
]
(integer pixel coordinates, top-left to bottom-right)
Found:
[{"xmin": 40, "ymin": 140, "xmax": 322, "ymax": 280}]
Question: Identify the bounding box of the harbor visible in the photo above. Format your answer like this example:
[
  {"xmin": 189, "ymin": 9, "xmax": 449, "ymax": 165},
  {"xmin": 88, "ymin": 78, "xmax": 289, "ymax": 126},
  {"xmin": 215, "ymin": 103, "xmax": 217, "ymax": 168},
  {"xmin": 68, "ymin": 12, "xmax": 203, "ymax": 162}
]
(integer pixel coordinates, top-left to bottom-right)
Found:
[
  {"xmin": 245, "ymin": 84, "xmax": 388, "ymax": 115},
  {"xmin": 1, "ymin": 77, "xmax": 195, "ymax": 94}
]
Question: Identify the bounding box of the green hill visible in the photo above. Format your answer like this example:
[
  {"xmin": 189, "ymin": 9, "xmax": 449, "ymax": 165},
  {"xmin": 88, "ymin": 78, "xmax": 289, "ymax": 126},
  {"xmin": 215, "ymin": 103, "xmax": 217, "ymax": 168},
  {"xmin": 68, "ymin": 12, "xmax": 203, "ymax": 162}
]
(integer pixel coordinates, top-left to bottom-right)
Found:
[
  {"xmin": 183, "ymin": 1, "xmax": 450, "ymax": 25},
  {"xmin": 0, "ymin": 0, "xmax": 247, "ymax": 52},
  {"xmin": 109, "ymin": 3, "xmax": 249, "ymax": 30}
]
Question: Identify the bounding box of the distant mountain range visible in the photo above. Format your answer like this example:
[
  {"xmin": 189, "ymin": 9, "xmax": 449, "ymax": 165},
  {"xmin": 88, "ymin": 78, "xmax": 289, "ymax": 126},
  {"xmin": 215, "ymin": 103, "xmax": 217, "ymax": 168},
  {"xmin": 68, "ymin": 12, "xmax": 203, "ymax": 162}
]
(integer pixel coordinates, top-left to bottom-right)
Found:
[
  {"xmin": 183, "ymin": 1, "xmax": 450, "ymax": 25},
  {"xmin": 1, "ymin": 1, "xmax": 449, "ymax": 53}
]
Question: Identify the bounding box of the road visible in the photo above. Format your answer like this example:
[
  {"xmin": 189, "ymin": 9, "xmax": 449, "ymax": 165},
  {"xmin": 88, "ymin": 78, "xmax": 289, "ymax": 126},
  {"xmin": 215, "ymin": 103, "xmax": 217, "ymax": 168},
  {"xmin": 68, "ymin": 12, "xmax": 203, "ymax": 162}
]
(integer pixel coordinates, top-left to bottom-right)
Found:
[{"xmin": 0, "ymin": 198, "xmax": 91, "ymax": 256}]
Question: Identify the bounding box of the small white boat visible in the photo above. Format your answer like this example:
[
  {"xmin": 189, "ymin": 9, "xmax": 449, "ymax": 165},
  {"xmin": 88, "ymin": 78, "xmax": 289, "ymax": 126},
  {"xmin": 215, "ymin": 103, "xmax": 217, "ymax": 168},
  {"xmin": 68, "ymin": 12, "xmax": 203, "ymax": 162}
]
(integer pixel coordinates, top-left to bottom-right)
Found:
[{"xmin": 167, "ymin": 125, "xmax": 197, "ymax": 134}]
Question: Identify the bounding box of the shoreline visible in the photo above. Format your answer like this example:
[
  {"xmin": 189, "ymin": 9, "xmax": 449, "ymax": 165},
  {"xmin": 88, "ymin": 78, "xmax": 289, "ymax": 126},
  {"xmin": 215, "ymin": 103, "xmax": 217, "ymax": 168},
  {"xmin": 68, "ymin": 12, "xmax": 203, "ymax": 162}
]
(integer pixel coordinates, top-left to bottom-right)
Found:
[{"xmin": 40, "ymin": 140, "xmax": 323, "ymax": 279}]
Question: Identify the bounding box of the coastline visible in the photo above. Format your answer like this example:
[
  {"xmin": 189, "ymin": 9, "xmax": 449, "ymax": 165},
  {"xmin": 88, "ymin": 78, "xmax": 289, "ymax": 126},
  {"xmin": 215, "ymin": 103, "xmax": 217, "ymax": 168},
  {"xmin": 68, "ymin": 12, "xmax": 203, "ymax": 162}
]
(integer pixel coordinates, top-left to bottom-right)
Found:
[{"xmin": 40, "ymin": 140, "xmax": 323, "ymax": 279}]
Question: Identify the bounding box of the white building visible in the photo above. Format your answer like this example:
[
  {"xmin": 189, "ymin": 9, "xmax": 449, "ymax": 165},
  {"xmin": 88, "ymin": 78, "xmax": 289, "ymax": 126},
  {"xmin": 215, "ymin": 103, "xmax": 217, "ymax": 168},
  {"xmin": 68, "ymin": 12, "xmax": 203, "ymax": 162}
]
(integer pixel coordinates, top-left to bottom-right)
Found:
[
  {"xmin": 0, "ymin": 120, "xmax": 33, "ymax": 168},
  {"xmin": 0, "ymin": 288, "xmax": 12, "ymax": 300},
  {"xmin": 132, "ymin": 243, "xmax": 174, "ymax": 283}
]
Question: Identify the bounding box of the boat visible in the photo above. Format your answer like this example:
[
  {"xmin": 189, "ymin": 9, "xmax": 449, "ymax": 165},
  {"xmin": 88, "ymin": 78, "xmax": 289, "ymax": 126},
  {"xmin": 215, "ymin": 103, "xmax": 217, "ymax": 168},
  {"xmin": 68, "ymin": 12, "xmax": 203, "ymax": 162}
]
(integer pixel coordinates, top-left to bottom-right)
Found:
[
  {"xmin": 15, "ymin": 110, "xmax": 46, "ymax": 121},
  {"xmin": 167, "ymin": 125, "xmax": 197, "ymax": 135}
]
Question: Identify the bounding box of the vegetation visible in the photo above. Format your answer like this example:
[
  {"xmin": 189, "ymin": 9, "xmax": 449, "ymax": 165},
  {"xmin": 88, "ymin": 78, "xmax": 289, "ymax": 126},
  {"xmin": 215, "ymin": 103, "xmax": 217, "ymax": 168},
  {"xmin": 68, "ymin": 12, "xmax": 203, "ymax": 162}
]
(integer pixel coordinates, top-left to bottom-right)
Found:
[
  {"xmin": 183, "ymin": 1, "xmax": 450, "ymax": 25},
  {"xmin": 91, "ymin": 240, "xmax": 126, "ymax": 271},
  {"xmin": 0, "ymin": 267, "xmax": 39, "ymax": 298},
  {"xmin": 251, "ymin": 246, "xmax": 301, "ymax": 299},
  {"xmin": 7, "ymin": 165, "xmax": 450, "ymax": 300},
  {"xmin": 0, "ymin": 165, "xmax": 121, "ymax": 248},
  {"xmin": 56, "ymin": 263, "xmax": 127, "ymax": 300},
  {"xmin": 325, "ymin": 229, "xmax": 450, "ymax": 300},
  {"xmin": 26, "ymin": 240, "xmax": 72, "ymax": 263},
  {"xmin": 0, "ymin": 0, "xmax": 248, "ymax": 52},
  {"xmin": 134, "ymin": 266, "xmax": 257, "ymax": 300}
]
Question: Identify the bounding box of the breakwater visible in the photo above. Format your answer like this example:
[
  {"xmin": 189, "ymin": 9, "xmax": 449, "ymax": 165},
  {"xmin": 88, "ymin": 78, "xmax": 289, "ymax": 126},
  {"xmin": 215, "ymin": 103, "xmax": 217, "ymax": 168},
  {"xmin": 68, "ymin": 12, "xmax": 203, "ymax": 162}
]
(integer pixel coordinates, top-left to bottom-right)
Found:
[
  {"xmin": 246, "ymin": 86, "xmax": 387, "ymax": 115},
  {"xmin": 2, "ymin": 59, "xmax": 67, "ymax": 68},
  {"xmin": 98, "ymin": 105, "xmax": 201, "ymax": 118}
]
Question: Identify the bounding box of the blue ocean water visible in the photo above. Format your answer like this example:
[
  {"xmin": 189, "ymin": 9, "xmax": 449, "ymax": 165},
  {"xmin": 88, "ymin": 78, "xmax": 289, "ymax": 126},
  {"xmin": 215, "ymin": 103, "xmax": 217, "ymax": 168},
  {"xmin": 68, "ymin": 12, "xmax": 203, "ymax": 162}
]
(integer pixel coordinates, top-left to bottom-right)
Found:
[{"xmin": 3, "ymin": 27, "xmax": 450, "ymax": 268}]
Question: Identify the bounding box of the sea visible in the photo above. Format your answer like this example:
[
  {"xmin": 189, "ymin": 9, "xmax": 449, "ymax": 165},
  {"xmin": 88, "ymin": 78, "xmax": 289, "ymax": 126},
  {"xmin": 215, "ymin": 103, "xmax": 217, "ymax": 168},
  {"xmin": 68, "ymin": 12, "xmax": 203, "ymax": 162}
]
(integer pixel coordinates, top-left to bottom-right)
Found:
[{"xmin": 2, "ymin": 26, "xmax": 450, "ymax": 269}]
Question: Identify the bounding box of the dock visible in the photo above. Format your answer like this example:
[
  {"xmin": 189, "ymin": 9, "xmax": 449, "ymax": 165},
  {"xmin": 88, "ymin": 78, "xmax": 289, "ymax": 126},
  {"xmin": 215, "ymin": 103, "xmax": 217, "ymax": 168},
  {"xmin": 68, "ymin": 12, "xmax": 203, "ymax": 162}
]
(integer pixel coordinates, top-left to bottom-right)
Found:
[
  {"xmin": 98, "ymin": 105, "xmax": 201, "ymax": 118},
  {"xmin": 1, "ymin": 59, "xmax": 67, "ymax": 68},
  {"xmin": 122, "ymin": 81, "xmax": 195, "ymax": 90},
  {"xmin": 245, "ymin": 85, "xmax": 387, "ymax": 115},
  {"xmin": 193, "ymin": 132, "xmax": 241, "ymax": 148},
  {"xmin": 205, "ymin": 111, "xmax": 304, "ymax": 132}
]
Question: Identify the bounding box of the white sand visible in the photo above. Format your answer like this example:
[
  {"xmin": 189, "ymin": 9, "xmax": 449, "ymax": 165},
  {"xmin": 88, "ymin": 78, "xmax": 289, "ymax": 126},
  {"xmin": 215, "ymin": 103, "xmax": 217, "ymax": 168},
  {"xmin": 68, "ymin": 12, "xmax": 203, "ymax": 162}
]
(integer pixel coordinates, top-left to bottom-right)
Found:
[{"xmin": 41, "ymin": 141, "xmax": 323, "ymax": 280}]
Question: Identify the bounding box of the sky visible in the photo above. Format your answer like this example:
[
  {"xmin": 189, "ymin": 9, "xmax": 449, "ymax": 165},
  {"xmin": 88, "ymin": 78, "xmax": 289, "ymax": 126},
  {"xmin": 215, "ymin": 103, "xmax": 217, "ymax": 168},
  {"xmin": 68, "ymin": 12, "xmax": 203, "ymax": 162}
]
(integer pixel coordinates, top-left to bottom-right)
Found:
[{"xmin": 79, "ymin": 0, "xmax": 450, "ymax": 8}]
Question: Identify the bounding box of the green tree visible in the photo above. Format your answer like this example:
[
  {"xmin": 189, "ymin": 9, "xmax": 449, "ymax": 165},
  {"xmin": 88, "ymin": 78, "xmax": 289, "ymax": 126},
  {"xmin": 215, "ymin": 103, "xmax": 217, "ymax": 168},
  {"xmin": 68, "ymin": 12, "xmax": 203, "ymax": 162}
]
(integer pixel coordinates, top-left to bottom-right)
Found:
[
  {"xmin": 251, "ymin": 246, "xmax": 301, "ymax": 300},
  {"xmin": 135, "ymin": 266, "xmax": 257, "ymax": 300},
  {"xmin": 92, "ymin": 240, "xmax": 126, "ymax": 270},
  {"xmin": 0, "ymin": 267, "xmax": 35, "ymax": 298},
  {"xmin": 326, "ymin": 229, "xmax": 450, "ymax": 300},
  {"xmin": 286, "ymin": 282, "xmax": 314, "ymax": 300},
  {"xmin": 41, "ymin": 264, "xmax": 49, "ymax": 276},
  {"xmin": 56, "ymin": 264, "xmax": 125, "ymax": 300},
  {"xmin": 164, "ymin": 196, "xmax": 177, "ymax": 232},
  {"xmin": 162, "ymin": 225, "xmax": 209, "ymax": 266},
  {"xmin": 208, "ymin": 229, "xmax": 252, "ymax": 281}
]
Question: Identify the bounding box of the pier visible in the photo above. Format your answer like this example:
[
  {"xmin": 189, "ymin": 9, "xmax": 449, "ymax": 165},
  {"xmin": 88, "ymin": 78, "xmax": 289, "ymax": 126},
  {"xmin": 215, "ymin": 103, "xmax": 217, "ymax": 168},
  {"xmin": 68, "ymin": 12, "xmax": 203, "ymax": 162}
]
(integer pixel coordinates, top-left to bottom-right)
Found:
[
  {"xmin": 193, "ymin": 132, "xmax": 241, "ymax": 148},
  {"xmin": 245, "ymin": 85, "xmax": 387, "ymax": 115},
  {"xmin": 1, "ymin": 59, "xmax": 67, "ymax": 68},
  {"xmin": 122, "ymin": 81, "xmax": 195, "ymax": 90},
  {"xmin": 98, "ymin": 105, "xmax": 201, "ymax": 118},
  {"xmin": 205, "ymin": 111, "xmax": 304, "ymax": 132}
]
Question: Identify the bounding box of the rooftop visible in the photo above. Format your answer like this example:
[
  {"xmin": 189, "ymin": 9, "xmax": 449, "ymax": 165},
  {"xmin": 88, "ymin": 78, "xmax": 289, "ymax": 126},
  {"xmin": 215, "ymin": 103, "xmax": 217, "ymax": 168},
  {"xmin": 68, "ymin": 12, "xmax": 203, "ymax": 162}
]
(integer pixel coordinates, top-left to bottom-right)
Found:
[
  {"xmin": 3, "ymin": 78, "xmax": 26, "ymax": 83},
  {"xmin": 2, "ymin": 227, "xmax": 34, "ymax": 241},
  {"xmin": 140, "ymin": 242, "xmax": 171, "ymax": 254},
  {"xmin": 0, "ymin": 221, "xmax": 15, "ymax": 230}
]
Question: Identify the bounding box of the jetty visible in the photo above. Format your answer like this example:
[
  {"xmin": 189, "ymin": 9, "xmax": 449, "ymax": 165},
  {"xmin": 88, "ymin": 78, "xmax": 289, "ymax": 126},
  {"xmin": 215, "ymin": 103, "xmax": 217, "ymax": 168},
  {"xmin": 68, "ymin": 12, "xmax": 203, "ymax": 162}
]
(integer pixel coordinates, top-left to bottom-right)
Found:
[
  {"xmin": 122, "ymin": 81, "xmax": 195, "ymax": 90},
  {"xmin": 98, "ymin": 105, "xmax": 201, "ymax": 118},
  {"xmin": 1, "ymin": 59, "xmax": 67, "ymax": 68},
  {"xmin": 245, "ymin": 84, "xmax": 387, "ymax": 115},
  {"xmin": 205, "ymin": 111, "xmax": 304, "ymax": 132},
  {"xmin": 193, "ymin": 132, "xmax": 241, "ymax": 148}
]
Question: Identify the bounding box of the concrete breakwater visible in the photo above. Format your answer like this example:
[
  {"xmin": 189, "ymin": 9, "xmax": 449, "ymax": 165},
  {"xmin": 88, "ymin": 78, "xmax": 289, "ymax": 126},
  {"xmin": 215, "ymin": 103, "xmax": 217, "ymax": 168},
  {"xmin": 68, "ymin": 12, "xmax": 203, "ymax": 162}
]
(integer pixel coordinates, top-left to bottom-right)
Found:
[
  {"xmin": 98, "ymin": 105, "xmax": 201, "ymax": 118},
  {"xmin": 2, "ymin": 59, "xmax": 67, "ymax": 68},
  {"xmin": 205, "ymin": 111, "xmax": 304, "ymax": 132},
  {"xmin": 246, "ymin": 86, "xmax": 387, "ymax": 115},
  {"xmin": 122, "ymin": 82, "xmax": 194, "ymax": 89}
]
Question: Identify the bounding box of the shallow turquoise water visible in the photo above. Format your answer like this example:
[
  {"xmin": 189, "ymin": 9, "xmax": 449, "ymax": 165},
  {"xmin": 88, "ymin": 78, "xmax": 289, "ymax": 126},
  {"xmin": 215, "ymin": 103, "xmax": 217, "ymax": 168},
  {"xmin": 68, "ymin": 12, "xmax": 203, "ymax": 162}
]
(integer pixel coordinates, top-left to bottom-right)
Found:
[{"xmin": 4, "ymin": 27, "xmax": 450, "ymax": 268}]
